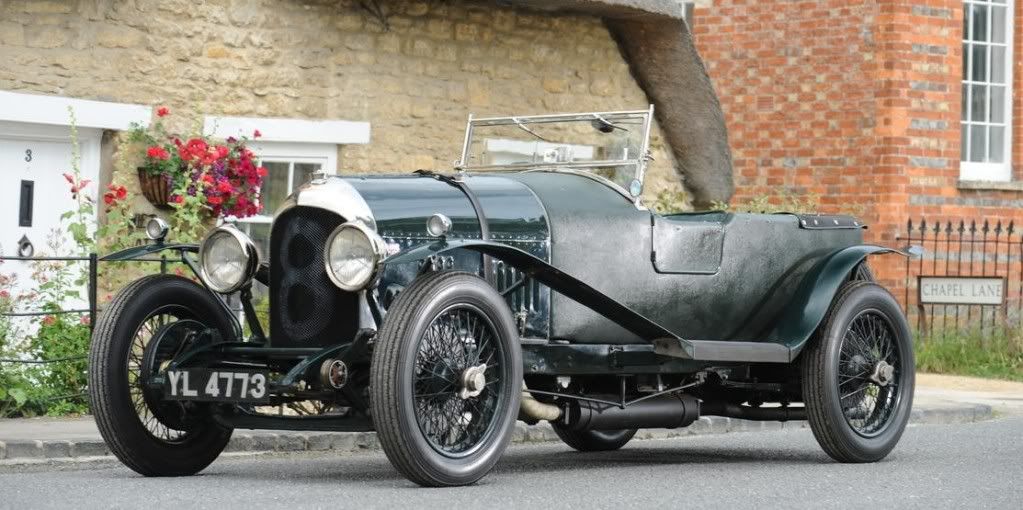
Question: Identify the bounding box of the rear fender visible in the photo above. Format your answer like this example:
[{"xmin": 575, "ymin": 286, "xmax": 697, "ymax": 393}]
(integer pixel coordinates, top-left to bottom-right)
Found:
[{"xmin": 765, "ymin": 245, "xmax": 911, "ymax": 356}]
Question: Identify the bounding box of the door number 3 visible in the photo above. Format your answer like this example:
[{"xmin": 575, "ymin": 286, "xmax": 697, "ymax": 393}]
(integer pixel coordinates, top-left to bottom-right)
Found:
[{"xmin": 24, "ymin": 149, "xmax": 32, "ymax": 162}]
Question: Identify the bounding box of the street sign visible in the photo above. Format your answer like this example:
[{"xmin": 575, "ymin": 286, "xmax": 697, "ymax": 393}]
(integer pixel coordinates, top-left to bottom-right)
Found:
[{"xmin": 918, "ymin": 276, "xmax": 1005, "ymax": 305}]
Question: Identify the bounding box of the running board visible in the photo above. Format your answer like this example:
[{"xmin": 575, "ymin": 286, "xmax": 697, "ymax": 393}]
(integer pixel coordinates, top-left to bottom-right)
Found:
[{"xmin": 653, "ymin": 338, "xmax": 792, "ymax": 363}]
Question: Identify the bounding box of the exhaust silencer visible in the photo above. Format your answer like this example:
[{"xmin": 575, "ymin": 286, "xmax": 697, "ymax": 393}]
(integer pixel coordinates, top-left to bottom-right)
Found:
[{"xmin": 566, "ymin": 394, "xmax": 700, "ymax": 431}]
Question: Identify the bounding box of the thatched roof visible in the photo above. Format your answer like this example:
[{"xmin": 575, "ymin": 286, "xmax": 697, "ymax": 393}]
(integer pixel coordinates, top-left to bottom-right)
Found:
[{"xmin": 499, "ymin": 0, "xmax": 734, "ymax": 206}]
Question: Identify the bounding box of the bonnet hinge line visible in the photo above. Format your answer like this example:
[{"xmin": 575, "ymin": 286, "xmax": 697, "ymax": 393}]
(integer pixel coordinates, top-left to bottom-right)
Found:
[{"xmin": 413, "ymin": 170, "xmax": 494, "ymax": 284}]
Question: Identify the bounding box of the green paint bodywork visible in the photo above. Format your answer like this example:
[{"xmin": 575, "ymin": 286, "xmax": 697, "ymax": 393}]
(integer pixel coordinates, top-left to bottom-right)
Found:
[{"xmin": 765, "ymin": 244, "xmax": 902, "ymax": 355}]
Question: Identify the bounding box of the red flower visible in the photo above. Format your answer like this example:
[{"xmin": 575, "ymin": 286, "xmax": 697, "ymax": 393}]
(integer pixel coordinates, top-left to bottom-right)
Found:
[
  {"xmin": 201, "ymin": 174, "xmax": 215, "ymax": 184},
  {"xmin": 41, "ymin": 315, "xmax": 56, "ymax": 326},
  {"xmin": 103, "ymin": 193, "xmax": 114, "ymax": 205},
  {"xmin": 115, "ymin": 185, "xmax": 127, "ymax": 199},
  {"xmin": 63, "ymin": 173, "xmax": 74, "ymax": 184},
  {"xmin": 80, "ymin": 315, "xmax": 90, "ymax": 326},
  {"xmin": 215, "ymin": 145, "xmax": 230, "ymax": 158},
  {"xmin": 252, "ymin": 129, "xmax": 262, "ymax": 138},
  {"xmin": 172, "ymin": 195, "xmax": 184, "ymax": 204},
  {"xmin": 0, "ymin": 290, "xmax": 9, "ymax": 299},
  {"xmin": 146, "ymin": 146, "xmax": 170, "ymax": 160},
  {"xmin": 257, "ymin": 166, "xmax": 268, "ymax": 177},
  {"xmin": 208, "ymin": 196, "xmax": 223, "ymax": 205},
  {"xmin": 156, "ymin": 106, "xmax": 170, "ymax": 117},
  {"xmin": 217, "ymin": 181, "xmax": 234, "ymax": 193}
]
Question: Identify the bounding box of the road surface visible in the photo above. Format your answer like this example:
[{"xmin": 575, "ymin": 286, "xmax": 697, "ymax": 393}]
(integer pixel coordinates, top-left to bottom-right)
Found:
[{"xmin": 1, "ymin": 416, "xmax": 1020, "ymax": 509}]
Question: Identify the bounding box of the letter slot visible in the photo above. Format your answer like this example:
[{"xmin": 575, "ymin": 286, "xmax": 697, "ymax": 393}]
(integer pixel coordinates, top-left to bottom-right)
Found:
[{"xmin": 19, "ymin": 180, "xmax": 33, "ymax": 227}]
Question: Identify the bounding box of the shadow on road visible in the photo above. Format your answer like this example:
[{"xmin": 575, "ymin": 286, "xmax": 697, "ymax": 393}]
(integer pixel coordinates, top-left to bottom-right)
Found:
[{"xmin": 153, "ymin": 441, "xmax": 833, "ymax": 487}]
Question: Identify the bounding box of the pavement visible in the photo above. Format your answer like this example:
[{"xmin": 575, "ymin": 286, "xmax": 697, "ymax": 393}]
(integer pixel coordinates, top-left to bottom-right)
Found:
[
  {"xmin": 1, "ymin": 414, "xmax": 1020, "ymax": 508},
  {"xmin": 0, "ymin": 373, "xmax": 1010, "ymax": 464}
]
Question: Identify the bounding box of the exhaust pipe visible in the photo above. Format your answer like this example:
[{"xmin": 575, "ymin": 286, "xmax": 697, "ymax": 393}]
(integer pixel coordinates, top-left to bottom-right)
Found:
[
  {"xmin": 519, "ymin": 383, "xmax": 561, "ymax": 423},
  {"xmin": 566, "ymin": 394, "xmax": 700, "ymax": 431},
  {"xmin": 700, "ymin": 401, "xmax": 806, "ymax": 421}
]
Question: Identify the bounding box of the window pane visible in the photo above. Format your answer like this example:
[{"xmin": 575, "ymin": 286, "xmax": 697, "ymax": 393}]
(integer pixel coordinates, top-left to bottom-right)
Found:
[
  {"xmin": 990, "ymin": 85, "xmax": 1006, "ymax": 123},
  {"xmin": 992, "ymin": 6, "xmax": 1007, "ymax": 43},
  {"xmin": 964, "ymin": 4, "xmax": 971, "ymax": 40},
  {"xmin": 292, "ymin": 163, "xmax": 322, "ymax": 189},
  {"xmin": 991, "ymin": 46, "xmax": 1006, "ymax": 83},
  {"xmin": 971, "ymin": 44, "xmax": 987, "ymax": 81},
  {"xmin": 962, "ymin": 82, "xmax": 969, "ymax": 121},
  {"xmin": 971, "ymin": 84, "xmax": 987, "ymax": 122},
  {"xmin": 970, "ymin": 4, "xmax": 988, "ymax": 42},
  {"xmin": 990, "ymin": 126, "xmax": 1005, "ymax": 163},
  {"xmin": 259, "ymin": 161, "xmax": 290, "ymax": 215},
  {"xmin": 969, "ymin": 125, "xmax": 986, "ymax": 162}
]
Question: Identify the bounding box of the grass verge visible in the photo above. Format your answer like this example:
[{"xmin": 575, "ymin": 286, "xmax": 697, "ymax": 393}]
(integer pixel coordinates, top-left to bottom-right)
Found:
[{"xmin": 914, "ymin": 327, "xmax": 1023, "ymax": 382}]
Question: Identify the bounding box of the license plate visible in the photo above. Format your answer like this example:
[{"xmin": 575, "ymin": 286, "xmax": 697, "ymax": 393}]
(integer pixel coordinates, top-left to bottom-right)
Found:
[{"xmin": 164, "ymin": 369, "xmax": 270, "ymax": 403}]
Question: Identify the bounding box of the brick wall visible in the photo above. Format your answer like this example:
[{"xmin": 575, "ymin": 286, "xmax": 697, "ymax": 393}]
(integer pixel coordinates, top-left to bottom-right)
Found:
[
  {"xmin": 0, "ymin": 0, "xmax": 685, "ymax": 205},
  {"xmin": 694, "ymin": 0, "xmax": 1023, "ymax": 299}
]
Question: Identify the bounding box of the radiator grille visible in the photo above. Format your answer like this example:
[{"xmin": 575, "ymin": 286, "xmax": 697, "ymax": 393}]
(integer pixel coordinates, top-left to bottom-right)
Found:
[{"xmin": 269, "ymin": 206, "xmax": 358, "ymax": 347}]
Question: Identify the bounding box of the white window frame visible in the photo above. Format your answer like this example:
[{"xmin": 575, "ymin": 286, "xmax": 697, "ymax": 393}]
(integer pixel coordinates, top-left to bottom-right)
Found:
[{"xmin": 961, "ymin": 0, "xmax": 1015, "ymax": 182}]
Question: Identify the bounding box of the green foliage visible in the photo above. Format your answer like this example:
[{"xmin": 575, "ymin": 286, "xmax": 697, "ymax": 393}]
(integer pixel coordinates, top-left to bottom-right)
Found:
[
  {"xmin": 712, "ymin": 190, "xmax": 822, "ymax": 214},
  {"xmin": 915, "ymin": 326, "xmax": 1023, "ymax": 382},
  {"xmin": 649, "ymin": 188, "xmax": 689, "ymax": 215}
]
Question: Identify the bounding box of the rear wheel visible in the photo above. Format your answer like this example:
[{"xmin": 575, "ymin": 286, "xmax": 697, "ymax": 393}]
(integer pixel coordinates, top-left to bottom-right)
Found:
[
  {"xmin": 371, "ymin": 272, "xmax": 522, "ymax": 487},
  {"xmin": 89, "ymin": 275, "xmax": 235, "ymax": 476},
  {"xmin": 801, "ymin": 281, "xmax": 914, "ymax": 463},
  {"xmin": 552, "ymin": 425, "xmax": 636, "ymax": 452}
]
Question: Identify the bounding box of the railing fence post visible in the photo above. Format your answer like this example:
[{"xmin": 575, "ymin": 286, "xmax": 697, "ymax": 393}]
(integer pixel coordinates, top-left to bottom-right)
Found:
[{"xmin": 88, "ymin": 252, "xmax": 98, "ymax": 335}]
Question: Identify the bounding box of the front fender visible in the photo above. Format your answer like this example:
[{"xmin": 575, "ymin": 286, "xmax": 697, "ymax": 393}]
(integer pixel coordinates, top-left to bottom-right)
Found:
[
  {"xmin": 384, "ymin": 240, "xmax": 679, "ymax": 341},
  {"xmin": 766, "ymin": 245, "xmax": 911, "ymax": 355},
  {"xmin": 100, "ymin": 243, "xmax": 198, "ymax": 262}
]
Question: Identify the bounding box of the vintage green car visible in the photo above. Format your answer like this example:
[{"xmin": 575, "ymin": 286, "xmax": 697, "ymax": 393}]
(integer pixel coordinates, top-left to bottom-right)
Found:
[{"xmin": 89, "ymin": 107, "xmax": 915, "ymax": 487}]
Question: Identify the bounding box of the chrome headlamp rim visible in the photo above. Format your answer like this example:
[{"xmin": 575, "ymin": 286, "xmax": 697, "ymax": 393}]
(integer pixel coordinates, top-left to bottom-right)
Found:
[
  {"xmin": 198, "ymin": 224, "xmax": 260, "ymax": 294},
  {"xmin": 323, "ymin": 221, "xmax": 387, "ymax": 292}
]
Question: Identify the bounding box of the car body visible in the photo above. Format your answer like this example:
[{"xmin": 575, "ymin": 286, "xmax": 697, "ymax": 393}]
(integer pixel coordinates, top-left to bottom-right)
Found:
[{"xmin": 91, "ymin": 107, "xmax": 916, "ymax": 486}]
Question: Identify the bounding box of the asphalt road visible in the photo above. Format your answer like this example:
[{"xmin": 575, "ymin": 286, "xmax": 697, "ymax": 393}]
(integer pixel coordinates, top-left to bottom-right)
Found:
[{"xmin": 2, "ymin": 417, "xmax": 1021, "ymax": 509}]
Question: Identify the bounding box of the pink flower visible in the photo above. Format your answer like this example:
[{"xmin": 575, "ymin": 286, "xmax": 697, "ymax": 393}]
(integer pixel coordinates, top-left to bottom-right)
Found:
[
  {"xmin": 80, "ymin": 315, "xmax": 90, "ymax": 326},
  {"xmin": 252, "ymin": 129, "xmax": 262, "ymax": 138},
  {"xmin": 41, "ymin": 315, "xmax": 56, "ymax": 326}
]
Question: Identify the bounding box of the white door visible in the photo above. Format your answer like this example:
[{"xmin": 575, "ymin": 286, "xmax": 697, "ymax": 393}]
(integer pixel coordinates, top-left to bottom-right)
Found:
[{"xmin": 0, "ymin": 123, "xmax": 100, "ymax": 311}]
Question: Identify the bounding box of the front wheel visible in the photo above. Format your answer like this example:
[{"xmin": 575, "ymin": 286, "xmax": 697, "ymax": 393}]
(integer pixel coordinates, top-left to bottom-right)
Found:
[
  {"xmin": 801, "ymin": 281, "xmax": 915, "ymax": 463},
  {"xmin": 371, "ymin": 272, "xmax": 522, "ymax": 487},
  {"xmin": 89, "ymin": 275, "xmax": 235, "ymax": 476}
]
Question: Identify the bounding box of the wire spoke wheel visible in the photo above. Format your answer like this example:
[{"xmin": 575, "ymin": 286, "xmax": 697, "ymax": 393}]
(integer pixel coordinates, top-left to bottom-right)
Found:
[
  {"xmin": 127, "ymin": 308, "xmax": 197, "ymax": 443},
  {"xmin": 371, "ymin": 271, "xmax": 522, "ymax": 487},
  {"xmin": 802, "ymin": 281, "xmax": 914, "ymax": 464},
  {"xmin": 89, "ymin": 275, "xmax": 234, "ymax": 477},
  {"xmin": 413, "ymin": 304, "xmax": 503, "ymax": 457},
  {"xmin": 838, "ymin": 310, "xmax": 901, "ymax": 437}
]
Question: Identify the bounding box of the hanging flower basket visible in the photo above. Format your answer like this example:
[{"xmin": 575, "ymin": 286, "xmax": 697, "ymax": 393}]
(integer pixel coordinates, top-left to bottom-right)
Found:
[
  {"xmin": 137, "ymin": 168, "xmax": 172, "ymax": 209},
  {"xmin": 127, "ymin": 107, "xmax": 266, "ymax": 218}
]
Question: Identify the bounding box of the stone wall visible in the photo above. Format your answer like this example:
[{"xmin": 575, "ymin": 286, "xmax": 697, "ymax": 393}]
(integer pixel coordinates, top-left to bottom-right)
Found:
[{"xmin": 0, "ymin": 0, "xmax": 687, "ymax": 206}]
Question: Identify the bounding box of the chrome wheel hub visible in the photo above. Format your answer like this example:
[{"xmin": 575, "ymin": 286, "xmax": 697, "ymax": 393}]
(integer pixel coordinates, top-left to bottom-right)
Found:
[
  {"xmin": 459, "ymin": 363, "xmax": 488, "ymax": 400},
  {"xmin": 869, "ymin": 360, "xmax": 895, "ymax": 387}
]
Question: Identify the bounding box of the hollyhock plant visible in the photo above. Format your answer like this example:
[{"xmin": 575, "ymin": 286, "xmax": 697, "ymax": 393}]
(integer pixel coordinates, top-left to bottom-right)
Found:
[{"xmin": 128, "ymin": 108, "xmax": 264, "ymax": 219}]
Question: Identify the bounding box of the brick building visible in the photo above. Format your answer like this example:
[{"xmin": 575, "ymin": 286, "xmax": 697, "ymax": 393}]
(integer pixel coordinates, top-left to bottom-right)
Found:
[{"xmin": 690, "ymin": 0, "xmax": 1023, "ymax": 303}]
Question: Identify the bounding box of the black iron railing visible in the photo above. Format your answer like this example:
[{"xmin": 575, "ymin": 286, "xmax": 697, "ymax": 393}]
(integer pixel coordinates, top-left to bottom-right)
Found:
[
  {"xmin": 897, "ymin": 219, "xmax": 1022, "ymax": 336},
  {"xmin": 0, "ymin": 253, "xmax": 170, "ymax": 366}
]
